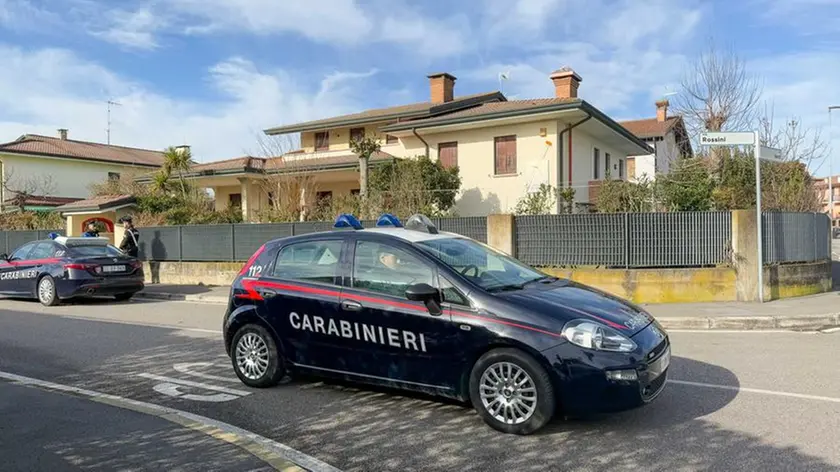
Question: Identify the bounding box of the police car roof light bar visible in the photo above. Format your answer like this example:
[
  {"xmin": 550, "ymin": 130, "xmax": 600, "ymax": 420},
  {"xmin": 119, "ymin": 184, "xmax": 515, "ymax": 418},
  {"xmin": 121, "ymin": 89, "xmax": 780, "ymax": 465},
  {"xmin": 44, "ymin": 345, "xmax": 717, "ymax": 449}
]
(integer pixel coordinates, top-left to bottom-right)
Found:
[
  {"xmin": 375, "ymin": 214, "xmax": 403, "ymax": 228},
  {"xmin": 333, "ymin": 214, "xmax": 364, "ymax": 230},
  {"xmin": 404, "ymin": 214, "xmax": 438, "ymax": 234},
  {"xmin": 55, "ymin": 236, "xmax": 110, "ymax": 247}
]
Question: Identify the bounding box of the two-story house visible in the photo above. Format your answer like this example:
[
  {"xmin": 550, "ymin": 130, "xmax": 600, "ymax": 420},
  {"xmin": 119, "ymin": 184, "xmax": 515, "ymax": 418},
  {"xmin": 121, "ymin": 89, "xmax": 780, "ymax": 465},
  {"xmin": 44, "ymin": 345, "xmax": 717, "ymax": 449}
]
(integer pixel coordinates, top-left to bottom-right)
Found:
[
  {"xmin": 168, "ymin": 68, "xmax": 652, "ymax": 219},
  {"xmin": 619, "ymin": 100, "xmax": 692, "ymax": 182},
  {"xmin": 0, "ymin": 130, "xmax": 164, "ymax": 211}
]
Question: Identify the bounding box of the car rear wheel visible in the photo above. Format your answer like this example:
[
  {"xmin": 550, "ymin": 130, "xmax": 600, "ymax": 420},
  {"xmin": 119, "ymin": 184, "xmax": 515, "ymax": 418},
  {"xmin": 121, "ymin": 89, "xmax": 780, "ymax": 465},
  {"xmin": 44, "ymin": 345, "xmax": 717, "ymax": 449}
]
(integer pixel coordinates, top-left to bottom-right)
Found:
[
  {"xmin": 469, "ymin": 348, "xmax": 555, "ymax": 435},
  {"xmin": 37, "ymin": 276, "xmax": 59, "ymax": 307},
  {"xmin": 230, "ymin": 324, "xmax": 284, "ymax": 388},
  {"xmin": 114, "ymin": 292, "xmax": 135, "ymax": 302}
]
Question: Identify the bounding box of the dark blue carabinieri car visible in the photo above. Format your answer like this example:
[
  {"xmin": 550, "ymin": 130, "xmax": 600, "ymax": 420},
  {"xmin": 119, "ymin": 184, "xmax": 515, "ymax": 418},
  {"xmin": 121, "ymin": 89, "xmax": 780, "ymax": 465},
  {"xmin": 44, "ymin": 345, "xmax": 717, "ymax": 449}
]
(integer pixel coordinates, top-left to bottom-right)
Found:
[
  {"xmin": 223, "ymin": 214, "xmax": 670, "ymax": 435},
  {"xmin": 0, "ymin": 235, "xmax": 144, "ymax": 306}
]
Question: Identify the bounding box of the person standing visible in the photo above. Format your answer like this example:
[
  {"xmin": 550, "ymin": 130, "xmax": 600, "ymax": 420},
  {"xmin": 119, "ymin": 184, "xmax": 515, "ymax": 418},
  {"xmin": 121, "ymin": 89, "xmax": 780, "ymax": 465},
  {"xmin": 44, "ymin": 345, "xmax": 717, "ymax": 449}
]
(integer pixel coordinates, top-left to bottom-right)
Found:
[{"xmin": 118, "ymin": 216, "xmax": 140, "ymax": 258}]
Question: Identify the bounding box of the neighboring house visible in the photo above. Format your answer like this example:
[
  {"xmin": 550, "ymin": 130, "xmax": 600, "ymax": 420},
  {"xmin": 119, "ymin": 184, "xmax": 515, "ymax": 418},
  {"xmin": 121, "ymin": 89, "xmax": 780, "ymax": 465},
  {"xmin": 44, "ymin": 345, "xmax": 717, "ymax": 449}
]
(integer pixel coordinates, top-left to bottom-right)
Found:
[
  {"xmin": 158, "ymin": 68, "xmax": 651, "ymax": 219},
  {"xmin": 815, "ymin": 175, "xmax": 840, "ymax": 223},
  {"xmin": 620, "ymin": 100, "xmax": 692, "ymax": 182},
  {"xmin": 0, "ymin": 129, "xmax": 164, "ymax": 211}
]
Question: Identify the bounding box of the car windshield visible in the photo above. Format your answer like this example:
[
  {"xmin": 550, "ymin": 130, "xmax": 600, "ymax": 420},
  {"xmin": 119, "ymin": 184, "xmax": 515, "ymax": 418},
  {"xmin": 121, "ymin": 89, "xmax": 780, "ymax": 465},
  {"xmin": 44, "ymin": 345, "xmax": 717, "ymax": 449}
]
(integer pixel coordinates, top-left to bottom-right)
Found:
[
  {"xmin": 416, "ymin": 237, "xmax": 552, "ymax": 292},
  {"xmin": 69, "ymin": 244, "xmax": 125, "ymax": 258}
]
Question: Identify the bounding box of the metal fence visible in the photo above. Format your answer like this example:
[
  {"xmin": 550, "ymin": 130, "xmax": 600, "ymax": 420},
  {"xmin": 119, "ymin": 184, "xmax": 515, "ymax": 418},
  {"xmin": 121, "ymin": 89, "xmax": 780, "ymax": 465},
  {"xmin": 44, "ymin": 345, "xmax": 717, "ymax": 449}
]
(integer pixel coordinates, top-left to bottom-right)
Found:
[
  {"xmin": 0, "ymin": 230, "xmax": 65, "ymax": 255},
  {"xmin": 136, "ymin": 217, "xmax": 488, "ymax": 262},
  {"xmin": 762, "ymin": 212, "xmax": 831, "ymax": 264},
  {"xmin": 515, "ymin": 212, "xmax": 733, "ymax": 268}
]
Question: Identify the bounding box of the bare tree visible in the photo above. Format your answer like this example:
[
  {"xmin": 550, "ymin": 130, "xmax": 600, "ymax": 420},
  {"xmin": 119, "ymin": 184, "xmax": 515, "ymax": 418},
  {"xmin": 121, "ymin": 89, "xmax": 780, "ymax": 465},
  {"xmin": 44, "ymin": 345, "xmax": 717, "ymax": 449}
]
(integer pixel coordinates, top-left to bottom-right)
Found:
[
  {"xmin": 759, "ymin": 104, "xmax": 828, "ymax": 170},
  {"xmin": 1, "ymin": 168, "xmax": 57, "ymax": 212},
  {"xmin": 248, "ymin": 134, "xmax": 321, "ymax": 222},
  {"xmin": 674, "ymin": 43, "xmax": 763, "ymax": 140}
]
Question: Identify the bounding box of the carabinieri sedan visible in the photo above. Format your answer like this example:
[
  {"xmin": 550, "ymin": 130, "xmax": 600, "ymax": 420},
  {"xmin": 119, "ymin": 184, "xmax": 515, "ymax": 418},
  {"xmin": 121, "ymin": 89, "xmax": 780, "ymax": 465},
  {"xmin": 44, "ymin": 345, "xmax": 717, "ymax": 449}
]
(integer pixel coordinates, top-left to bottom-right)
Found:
[
  {"xmin": 223, "ymin": 214, "xmax": 670, "ymax": 435},
  {"xmin": 0, "ymin": 235, "xmax": 144, "ymax": 306}
]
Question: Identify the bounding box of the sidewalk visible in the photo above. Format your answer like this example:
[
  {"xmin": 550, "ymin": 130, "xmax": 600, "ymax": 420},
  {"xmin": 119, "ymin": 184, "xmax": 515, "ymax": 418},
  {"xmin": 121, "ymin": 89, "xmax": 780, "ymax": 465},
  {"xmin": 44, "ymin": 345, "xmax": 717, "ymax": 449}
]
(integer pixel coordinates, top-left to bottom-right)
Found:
[{"xmin": 137, "ymin": 284, "xmax": 840, "ymax": 331}]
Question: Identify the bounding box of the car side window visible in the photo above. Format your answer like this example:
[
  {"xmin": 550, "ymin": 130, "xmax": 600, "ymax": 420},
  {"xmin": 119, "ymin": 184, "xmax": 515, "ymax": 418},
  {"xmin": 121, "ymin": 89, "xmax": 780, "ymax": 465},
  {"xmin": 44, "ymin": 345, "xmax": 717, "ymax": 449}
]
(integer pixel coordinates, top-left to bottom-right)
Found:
[
  {"xmin": 10, "ymin": 243, "xmax": 36, "ymax": 261},
  {"xmin": 272, "ymin": 240, "xmax": 342, "ymax": 284},
  {"xmin": 28, "ymin": 242, "xmax": 56, "ymax": 260},
  {"xmin": 440, "ymin": 276, "xmax": 469, "ymax": 306},
  {"xmin": 352, "ymin": 241, "xmax": 434, "ymax": 299}
]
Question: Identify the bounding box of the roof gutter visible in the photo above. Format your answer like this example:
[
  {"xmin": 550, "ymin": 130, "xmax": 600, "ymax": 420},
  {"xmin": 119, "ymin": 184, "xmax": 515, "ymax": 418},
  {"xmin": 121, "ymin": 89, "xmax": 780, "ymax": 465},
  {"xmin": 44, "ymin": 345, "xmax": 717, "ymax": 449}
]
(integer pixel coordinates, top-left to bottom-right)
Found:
[
  {"xmin": 412, "ymin": 128, "xmax": 430, "ymax": 158},
  {"xmin": 558, "ymin": 114, "xmax": 592, "ymax": 189}
]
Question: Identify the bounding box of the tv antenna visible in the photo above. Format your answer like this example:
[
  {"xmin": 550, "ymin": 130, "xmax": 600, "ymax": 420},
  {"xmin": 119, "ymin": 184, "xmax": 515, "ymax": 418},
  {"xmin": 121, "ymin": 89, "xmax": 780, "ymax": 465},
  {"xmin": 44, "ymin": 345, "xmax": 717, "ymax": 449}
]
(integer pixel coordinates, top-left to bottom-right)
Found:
[
  {"xmin": 106, "ymin": 99, "xmax": 122, "ymax": 144},
  {"xmin": 498, "ymin": 71, "xmax": 510, "ymax": 94}
]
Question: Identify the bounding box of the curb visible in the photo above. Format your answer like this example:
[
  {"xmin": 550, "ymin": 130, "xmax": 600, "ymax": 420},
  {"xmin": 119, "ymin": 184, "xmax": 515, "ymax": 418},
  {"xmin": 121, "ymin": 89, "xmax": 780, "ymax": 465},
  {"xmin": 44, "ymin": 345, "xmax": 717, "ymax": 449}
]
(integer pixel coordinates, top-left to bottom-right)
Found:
[{"xmin": 136, "ymin": 292, "xmax": 840, "ymax": 331}]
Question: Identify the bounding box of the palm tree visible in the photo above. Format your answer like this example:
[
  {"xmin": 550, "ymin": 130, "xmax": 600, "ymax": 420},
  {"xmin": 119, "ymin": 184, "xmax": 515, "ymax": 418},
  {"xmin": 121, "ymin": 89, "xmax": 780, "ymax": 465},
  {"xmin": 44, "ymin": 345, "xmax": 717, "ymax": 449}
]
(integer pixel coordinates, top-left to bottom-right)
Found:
[
  {"xmin": 163, "ymin": 146, "xmax": 195, "ymax": 199},
  {"xmin": 151, "ymin": 170, "xmax": 170, "ymax": 193}
]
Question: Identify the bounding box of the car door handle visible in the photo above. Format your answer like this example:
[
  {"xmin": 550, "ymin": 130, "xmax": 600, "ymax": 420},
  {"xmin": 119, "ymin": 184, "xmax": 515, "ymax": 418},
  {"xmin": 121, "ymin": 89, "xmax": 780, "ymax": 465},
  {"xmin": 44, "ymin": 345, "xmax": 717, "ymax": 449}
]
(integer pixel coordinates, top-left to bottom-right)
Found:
[
  {"xmin": 341, "ymin": 300, "xmax": 362, "ymax": 311},
  {"xmin": 258, "ymin": 289, "xmax": 277, "ymax": 299}
]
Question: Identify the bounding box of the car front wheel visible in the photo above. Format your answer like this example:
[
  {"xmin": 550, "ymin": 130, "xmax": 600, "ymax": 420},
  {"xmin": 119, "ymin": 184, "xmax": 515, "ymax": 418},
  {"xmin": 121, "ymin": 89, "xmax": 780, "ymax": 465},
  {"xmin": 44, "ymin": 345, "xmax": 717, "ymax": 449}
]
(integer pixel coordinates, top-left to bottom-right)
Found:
[
  {"xmin": 469, "ymin": 348, "xmax": 556, "ymax": 435},
  {"xmin": 230, "ymin": 324, "xmax": 285, "ymax": 388},
  {"xmin": 37, "ymin": 276, "xmax": 59, "ymax": 307}
]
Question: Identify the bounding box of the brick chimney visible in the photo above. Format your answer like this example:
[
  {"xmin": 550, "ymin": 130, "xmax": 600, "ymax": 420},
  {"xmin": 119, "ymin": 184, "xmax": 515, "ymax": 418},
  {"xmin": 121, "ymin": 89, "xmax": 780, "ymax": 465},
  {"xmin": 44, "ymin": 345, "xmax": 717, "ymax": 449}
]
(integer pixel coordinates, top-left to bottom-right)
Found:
[
  {"xmin": 428, "ymin": 73, "xmax": 456, "ymax": 103},
  {"xmin": 656, "ymin": 99, "xmax": 669, "ymax": 122},
  {"xmin": 58, "ymin": 128, "xmax": 68, "ymax": 140},
  {"xmin": 549, "ymin": 68, "xmax": 582, "ymax": 99}
]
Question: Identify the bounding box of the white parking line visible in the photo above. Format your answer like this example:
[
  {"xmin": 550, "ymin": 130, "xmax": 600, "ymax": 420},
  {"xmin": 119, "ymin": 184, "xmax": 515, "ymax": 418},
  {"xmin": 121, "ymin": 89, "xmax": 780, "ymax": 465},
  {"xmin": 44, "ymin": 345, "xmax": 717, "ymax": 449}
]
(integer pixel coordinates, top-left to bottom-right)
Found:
[
  {"xmin": 668, "ymin": 379, "xmax": 840, "ymax": 404},
  {"xmin": 0, "ymin": 370, "xmax": 342, "ymax": 472},
  {"xmin": 137, "ymin": 373, "xmax": 250, "ymax": 396},
  {"xmin": 173, "ymin": 362, "xmax": 241, "ymax": 384}
]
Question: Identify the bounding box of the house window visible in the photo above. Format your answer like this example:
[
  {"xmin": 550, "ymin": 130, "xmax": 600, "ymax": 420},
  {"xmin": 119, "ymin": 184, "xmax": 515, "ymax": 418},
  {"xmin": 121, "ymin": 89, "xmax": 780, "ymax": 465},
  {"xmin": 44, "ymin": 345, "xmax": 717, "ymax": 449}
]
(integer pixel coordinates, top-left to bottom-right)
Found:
[
  {"xmin": 605, "ymin": 153, "xmax": 612, "ymax": 179},
  {"xmin": 351, "ymin": 189, "xmax": 360, "ymax": 196},
  {"xmin": 350, "ymin": 127, "xmax": 365, "ymax": 144},
  {"xmin": 618, "ymin": 159, "xmax": 624, "ymax": 179},
  {"xmin": 438, "ymin": 142, "xmax": 458, "ymax": 169},
  {"xmin": 108, "ymin": 172, "xmax": 120, "ymax": 181},
  {"xmin": 494, "ymin": 135, "xmax": 517, "ymax": 175},
  {"xmin": 268, "ymin": 192, "xmax": 275, "ymax": 207},
  {"xmin": 229, "ymin": 193, "xmax": 242, "ymax": 209},
  {"xmin": 386, "ymin": 134, "xmax": 398, "ymax": 145},
  {"xmin": 315, "ymin": 132, "xmax": 329, "ymax": 151},
  {"xmin": 593, "ymin": 148, "xmax": 601, "ymax": 179}
]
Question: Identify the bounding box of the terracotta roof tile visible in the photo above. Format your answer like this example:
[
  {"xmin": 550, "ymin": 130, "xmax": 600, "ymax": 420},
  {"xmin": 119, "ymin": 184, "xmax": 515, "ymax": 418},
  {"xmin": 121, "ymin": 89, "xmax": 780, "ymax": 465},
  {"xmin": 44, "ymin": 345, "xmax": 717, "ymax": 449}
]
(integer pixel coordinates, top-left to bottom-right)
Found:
[
  {"xmin": 384, "ymin": 98, "xmax": 579, "ymax": 129},
  {"xmin": 3, "ymin": 195, "xmax": 83, "ymax": 206},
  {"xmin": 619, "ymin": 116, "xmax": 680, "ymax": 138},
  {"xmin": 54, "ymin": 194, "xmax": 137, "ymax": 212},
  {"xmin": 0, "ymin": 135, "xmax": 165, "ymax": 167},
  {"xmin": 185, "ymin": 151, "xmax": 396, "ymax": 176}
]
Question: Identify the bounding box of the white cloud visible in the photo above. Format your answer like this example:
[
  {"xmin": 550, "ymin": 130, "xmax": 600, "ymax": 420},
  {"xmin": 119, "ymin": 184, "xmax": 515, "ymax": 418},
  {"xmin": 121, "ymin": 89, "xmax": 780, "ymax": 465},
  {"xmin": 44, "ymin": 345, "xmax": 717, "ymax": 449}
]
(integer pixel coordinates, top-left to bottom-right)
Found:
[
  {"xmin": 0, "ymin": 0, "xmax": 63, "ymax": 31},
  {"xmin": 90, "ymin": 7, "xmax": 161, "ymax": 50},
  {"xmin": 0, "ymin": 45, "xmax": 376, "ymax": 162}
]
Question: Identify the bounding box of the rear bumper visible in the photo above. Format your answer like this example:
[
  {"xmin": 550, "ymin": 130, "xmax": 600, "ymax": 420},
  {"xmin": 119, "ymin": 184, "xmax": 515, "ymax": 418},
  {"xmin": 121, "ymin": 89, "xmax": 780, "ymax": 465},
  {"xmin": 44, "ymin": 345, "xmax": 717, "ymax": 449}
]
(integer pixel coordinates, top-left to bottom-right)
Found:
[{"xmin": 57, "ymin": 277, "xmax": 145, "ymax": 299}]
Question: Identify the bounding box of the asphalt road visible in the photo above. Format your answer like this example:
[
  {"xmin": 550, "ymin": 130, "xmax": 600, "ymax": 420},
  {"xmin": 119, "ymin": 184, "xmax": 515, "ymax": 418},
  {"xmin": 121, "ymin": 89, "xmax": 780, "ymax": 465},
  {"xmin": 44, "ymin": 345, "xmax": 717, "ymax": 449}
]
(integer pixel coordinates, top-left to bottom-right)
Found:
[{"xmin": 1, "ymin": 297, "xmax": 839, "ymax": 472}]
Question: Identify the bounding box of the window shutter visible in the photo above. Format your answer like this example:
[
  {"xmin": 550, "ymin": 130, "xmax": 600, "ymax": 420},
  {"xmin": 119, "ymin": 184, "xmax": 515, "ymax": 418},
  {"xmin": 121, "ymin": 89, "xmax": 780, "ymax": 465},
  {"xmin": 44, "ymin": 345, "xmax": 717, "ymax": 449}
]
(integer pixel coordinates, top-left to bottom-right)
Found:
[
  {"xmin": 350, "ymin": 127, "xmax": 365, "ymax": 143},
  {"xmin": 438, "ymin": 142, "xmax": 458, "ymax": 169},
  {"xmin": 315, "ymin": 132, "xmax": 329, "ymax": 151},
  {"xmin": 494, "ymin": 135, "xmax": 516, "ymax": 175}
]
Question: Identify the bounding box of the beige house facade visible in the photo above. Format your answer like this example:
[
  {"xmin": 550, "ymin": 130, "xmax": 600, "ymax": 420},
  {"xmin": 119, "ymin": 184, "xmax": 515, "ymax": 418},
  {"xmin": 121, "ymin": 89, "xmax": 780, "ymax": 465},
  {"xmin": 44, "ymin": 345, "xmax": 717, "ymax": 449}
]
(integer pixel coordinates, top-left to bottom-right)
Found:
[
  {"xmin": 620, "ymin": 100, "xmax": 693, "ymax": 182},
  {"xmin": 169, "ymin": 68, "xmax": 652, "ymax": 220}
]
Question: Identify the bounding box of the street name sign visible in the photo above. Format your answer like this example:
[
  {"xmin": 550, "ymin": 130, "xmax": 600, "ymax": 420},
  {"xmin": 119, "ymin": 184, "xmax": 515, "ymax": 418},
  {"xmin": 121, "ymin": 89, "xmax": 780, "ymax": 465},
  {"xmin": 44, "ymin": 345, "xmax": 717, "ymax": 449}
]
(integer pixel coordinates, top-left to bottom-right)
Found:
[{"xmin": 700, "ymin": 132, "xmax": 755, "ymax": 146}]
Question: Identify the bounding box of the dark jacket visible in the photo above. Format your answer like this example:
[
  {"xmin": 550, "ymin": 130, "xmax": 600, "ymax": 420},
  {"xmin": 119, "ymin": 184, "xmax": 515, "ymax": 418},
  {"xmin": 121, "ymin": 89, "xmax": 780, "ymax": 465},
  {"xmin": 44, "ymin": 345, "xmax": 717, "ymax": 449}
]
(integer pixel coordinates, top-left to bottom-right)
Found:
[
  {"xmin": 83, "ymin": 230, "xmax": 99, "ymax": 238},
  {"xmin": 119, "ymin": 228, "xmax": 140, "ymax": 257}
]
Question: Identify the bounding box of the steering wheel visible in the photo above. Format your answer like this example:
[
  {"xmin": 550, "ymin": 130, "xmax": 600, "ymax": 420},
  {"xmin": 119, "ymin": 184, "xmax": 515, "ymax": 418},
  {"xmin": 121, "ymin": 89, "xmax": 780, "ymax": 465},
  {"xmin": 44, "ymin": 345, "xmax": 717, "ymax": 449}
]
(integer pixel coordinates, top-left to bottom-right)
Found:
[{"xmin": 460, "ymin": 265, "xmax": 480, "ymax": 277}]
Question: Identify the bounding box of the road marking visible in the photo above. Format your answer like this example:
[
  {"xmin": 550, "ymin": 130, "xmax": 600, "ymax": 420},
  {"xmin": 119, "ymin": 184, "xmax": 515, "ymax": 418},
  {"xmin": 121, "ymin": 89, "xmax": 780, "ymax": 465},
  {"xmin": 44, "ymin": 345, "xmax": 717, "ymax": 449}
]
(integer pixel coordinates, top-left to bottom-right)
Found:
[
  {"xmin": 137, "ymin": 373, "xmax": 251, "ymax": 396},
  {"xmin": 0, "ymin": 370, "xmax": 342, "ymax": 472},
  {"xmin": 668, "ymin": 379, "xmax": 840, "ymax": 404},
  {"xmin": 173, "ymin": 362, "xmax": 240, "ymax": 384},
  {"xmin": 152, "ymin": 383, "xmax": 240, "ymax": 402},
  {"xmin": 820, "ymin": 327, "xmax": 840, "ymax": 334}
]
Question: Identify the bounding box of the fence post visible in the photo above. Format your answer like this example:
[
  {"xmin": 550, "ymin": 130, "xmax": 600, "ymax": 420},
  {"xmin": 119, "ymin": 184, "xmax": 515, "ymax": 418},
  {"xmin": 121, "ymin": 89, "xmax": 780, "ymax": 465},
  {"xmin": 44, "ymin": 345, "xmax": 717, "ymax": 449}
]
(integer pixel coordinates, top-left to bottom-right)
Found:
[
  {"xmin": 813, "ymin": 213, "xmax": 818, "ymax": 262},
  {"xmin": 623, "ymin": 213, "xmax": 630, "ymax": 269},
  {"xmin": 487, "ymin": 214, "xmax": 516, "ymax": 256},
  {"xmin": 230, "ymin": 224, "xmax": 236, "ymax": 262},
  {"xmin": 177, "ymin": 226, "xmax": 183, "ymax": 262}
]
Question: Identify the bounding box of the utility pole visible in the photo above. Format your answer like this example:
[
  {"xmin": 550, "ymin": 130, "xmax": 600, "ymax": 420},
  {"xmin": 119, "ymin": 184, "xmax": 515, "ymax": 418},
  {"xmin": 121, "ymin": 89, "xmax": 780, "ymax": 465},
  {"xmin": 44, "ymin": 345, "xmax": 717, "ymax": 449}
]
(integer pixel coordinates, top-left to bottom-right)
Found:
[{"xmin": 106, "ymin": 100, "xmax": 122, "ymax": 144}]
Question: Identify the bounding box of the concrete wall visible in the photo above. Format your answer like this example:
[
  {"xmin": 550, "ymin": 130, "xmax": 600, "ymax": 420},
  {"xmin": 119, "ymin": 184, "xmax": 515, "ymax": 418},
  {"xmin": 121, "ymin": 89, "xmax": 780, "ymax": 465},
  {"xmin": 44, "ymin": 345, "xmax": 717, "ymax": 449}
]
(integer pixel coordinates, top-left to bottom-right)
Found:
[
  {"xmin": 143, "ymin": 261, "xmax": 241, "ymax": 286},
  {"xmin": 569, "ymin": 128, "xmax": 627, "ymax": 202},
  {"xmin": 0, "ymin": 153, "xmax": 155, "ymax": 200},
  {"xmin": 764, "ymin": 261, "xmax": 833, "ymax": 300}
]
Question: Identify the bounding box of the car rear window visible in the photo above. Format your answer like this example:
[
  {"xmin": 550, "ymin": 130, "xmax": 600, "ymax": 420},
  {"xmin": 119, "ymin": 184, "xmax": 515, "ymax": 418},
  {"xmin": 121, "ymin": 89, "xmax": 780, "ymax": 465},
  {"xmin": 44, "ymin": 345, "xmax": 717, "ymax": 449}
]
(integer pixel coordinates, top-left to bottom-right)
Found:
[{"xmin": 69, "ymin": 245, "xmax": 125, "ymax": 257}]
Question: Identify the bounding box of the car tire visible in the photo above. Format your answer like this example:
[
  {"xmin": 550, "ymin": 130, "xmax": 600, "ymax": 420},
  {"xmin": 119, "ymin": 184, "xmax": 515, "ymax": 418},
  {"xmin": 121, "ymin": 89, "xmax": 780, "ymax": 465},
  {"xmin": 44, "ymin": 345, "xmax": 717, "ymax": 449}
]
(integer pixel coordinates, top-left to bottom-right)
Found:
[
  {"xmin": 469, "ymin": 348, "xmax": 556, "ymax": 435},
  {"xmin": 230, "ymin": 324, "xmax": 285, "ymax": 388},
  {"xmin": 114, "ymin": 292, "xmax": 135, "ymax": 302},
  {"xmin": 37, "ymin": 275, "xmax": 60, "ymax": 307}
]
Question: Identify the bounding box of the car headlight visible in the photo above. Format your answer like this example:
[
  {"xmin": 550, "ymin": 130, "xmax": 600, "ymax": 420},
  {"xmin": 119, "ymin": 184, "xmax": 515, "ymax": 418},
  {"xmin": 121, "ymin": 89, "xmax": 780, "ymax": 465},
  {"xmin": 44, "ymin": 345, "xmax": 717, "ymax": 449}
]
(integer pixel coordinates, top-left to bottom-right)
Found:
[{"xmin": 562, "ymin": 319, "xmax": 637, "ymax": 352}]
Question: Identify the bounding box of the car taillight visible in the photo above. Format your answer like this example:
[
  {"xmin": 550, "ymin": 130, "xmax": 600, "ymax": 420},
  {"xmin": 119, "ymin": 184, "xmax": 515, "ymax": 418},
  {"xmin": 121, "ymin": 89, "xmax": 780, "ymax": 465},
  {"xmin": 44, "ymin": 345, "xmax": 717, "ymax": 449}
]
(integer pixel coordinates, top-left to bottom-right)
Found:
[
  {"xmin": 239, "ymin": 244, "xmax": 266, "ymax": 277},
  {"xmin": 129, "ymin": 260, "xmax": 143, "ymax": 269},
  {"xmin": 65, "ymin": 263, "xmax": 102, "ymax": 274}
]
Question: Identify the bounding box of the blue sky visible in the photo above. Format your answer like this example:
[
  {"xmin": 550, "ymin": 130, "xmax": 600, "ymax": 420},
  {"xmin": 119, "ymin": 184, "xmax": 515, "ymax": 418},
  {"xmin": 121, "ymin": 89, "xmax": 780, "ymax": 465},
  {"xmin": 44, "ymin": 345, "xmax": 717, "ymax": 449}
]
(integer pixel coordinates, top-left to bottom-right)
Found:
[{"xmin": 1, "ymin": 0, "xmax": 839, "ymax": 174}]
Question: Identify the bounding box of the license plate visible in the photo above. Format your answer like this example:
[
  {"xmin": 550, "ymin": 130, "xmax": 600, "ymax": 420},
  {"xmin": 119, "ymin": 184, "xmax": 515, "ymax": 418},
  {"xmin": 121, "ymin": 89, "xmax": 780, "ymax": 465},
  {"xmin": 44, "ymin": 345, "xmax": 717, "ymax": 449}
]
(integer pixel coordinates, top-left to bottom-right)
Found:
[
  {"xmin": 102, "ymin": 265, "xmax": 126, "ymax": 273},
  {"xmin": 648, "ymin": 346, "xmax": 671, "ymax": 378}
]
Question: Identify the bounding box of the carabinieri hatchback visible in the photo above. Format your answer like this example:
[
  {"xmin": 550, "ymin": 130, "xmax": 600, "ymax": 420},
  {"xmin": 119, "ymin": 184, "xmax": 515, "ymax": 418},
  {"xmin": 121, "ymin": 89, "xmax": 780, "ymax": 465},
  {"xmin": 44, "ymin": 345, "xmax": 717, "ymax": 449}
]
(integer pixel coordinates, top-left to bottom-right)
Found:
[{"xmin": 223, "ymin": 214, "xmax": 670, "ymax": 435}]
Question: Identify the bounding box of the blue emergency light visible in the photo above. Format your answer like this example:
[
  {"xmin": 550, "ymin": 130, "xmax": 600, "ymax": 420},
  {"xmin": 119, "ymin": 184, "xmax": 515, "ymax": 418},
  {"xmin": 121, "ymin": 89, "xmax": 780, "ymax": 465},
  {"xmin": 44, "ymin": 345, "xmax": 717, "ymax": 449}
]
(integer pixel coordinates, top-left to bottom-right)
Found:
[
  {"xmin": 48, "ymin": 232, "xmax": 59, "ymax": 240},
  {"xmin": 405, "ymin": 214, "xmax": 438, "ymax": 234},
  {"xmin": 333, "ymin": 214, "xmax": 364, "ymax": 230},
  {"xmin": 375, "ymin": 214, "xmax": 402, "ymax": 228}
]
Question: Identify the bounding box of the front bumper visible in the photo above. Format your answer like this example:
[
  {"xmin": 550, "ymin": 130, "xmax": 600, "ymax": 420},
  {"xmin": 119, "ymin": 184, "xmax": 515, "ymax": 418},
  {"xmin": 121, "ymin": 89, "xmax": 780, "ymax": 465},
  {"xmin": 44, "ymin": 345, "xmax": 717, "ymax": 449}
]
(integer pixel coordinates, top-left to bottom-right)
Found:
[{"xmin": 543, "ymin": 321, "xmax": 670, "ymax": 415}]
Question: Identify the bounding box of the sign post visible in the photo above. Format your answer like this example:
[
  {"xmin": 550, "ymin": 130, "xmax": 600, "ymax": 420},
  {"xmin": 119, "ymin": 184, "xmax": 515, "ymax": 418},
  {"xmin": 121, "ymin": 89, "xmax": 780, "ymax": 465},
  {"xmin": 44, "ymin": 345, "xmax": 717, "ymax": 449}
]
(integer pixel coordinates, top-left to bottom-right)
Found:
[{"xmin": 700, "ymin": 131, "xmax": 771, "ymax": 302}]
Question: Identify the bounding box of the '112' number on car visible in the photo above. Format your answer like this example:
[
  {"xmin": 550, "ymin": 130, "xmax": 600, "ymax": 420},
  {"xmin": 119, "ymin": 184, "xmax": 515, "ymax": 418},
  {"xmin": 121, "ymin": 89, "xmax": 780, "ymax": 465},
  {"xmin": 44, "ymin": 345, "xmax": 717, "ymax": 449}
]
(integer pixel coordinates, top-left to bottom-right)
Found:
[{"xmin": 247, "ymin": 265, "xmax": 263, "ymax": 277}]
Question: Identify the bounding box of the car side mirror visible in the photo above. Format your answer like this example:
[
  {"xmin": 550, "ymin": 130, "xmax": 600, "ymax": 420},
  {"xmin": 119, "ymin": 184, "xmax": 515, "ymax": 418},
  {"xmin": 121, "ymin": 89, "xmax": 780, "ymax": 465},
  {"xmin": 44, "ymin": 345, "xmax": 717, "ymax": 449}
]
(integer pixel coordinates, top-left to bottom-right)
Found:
[
  {"xmin": 405, "ymin": 283, "xmax": 443, "ymax": 316},
  {"xmin": 0, "ymin": 253, "xmax": 7, "ymax": 261}
]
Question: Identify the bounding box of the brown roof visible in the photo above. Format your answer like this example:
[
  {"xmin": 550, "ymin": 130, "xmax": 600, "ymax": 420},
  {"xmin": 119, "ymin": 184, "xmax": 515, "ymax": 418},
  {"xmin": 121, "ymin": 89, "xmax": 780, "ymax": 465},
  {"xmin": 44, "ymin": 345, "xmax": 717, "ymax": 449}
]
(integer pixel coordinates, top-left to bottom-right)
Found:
[
  {"xmin": 54, "ymin": 194, "xmax": 137, "ymax": 213},
  {"xmin": 3, "ymin": 195, "xmax": 83, "ymax": 207},
  {"xmin": 0, "ymin": 134, "xmax": 165, "ymax": 167},
  {"xmin": 386, "ymin": 98, "xmax": 579, "ymax": 128},
  {"xmin": 618, "ymin": 116, "xmax": 681, "ymax": 138},
  {"xmin": 264, "ymin": 92, "xmax": 505, "ymax": 135},
  {"xmin": 175, "ymin": 151, "xmax": 397, "ymax": 178}
]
